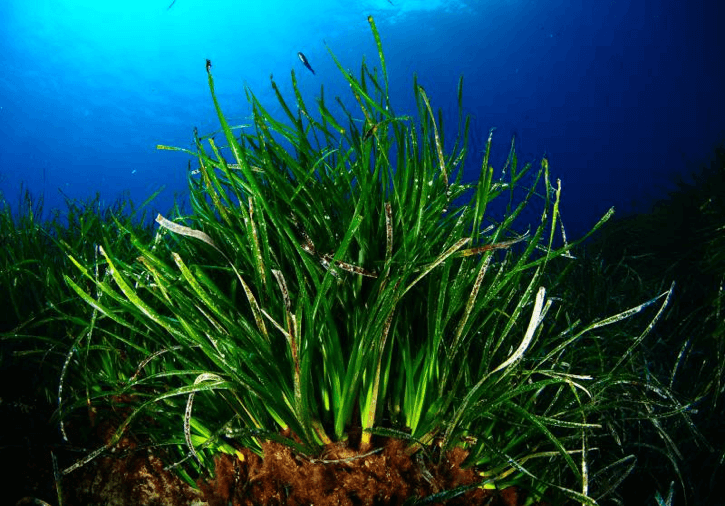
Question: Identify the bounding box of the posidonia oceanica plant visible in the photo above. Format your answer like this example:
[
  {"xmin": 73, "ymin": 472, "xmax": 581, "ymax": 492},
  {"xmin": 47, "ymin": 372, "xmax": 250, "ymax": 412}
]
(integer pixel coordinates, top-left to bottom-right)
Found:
[{"xmin": 56, "ymin": 17, "xmax": 679, "ymax": 504}]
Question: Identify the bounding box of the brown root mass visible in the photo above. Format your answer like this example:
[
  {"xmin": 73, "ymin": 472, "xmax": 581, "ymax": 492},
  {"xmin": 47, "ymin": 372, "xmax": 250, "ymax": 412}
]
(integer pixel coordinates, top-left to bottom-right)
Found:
[
  {"xmin": 198, "ymin": 438, "xmax": 531, "ymax": 506},
  {"xmin": 60, "ymin": 431, "xmax": 550, "ymax": 506}
]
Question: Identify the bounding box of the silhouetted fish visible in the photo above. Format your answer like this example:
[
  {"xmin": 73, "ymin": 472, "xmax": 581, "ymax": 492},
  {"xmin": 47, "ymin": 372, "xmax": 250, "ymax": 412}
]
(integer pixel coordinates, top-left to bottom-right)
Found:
[
  {"xmin": 297, "ymin": 52, "xmax": 316, "ymax": 75},
  {"xmin": 167, "ymin": 0, "xmax": 176, "ymax": 9}
]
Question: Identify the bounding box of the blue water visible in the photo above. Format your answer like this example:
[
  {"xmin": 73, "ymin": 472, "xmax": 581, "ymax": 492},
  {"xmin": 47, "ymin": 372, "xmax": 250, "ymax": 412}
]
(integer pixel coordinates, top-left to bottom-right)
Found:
[{"xmin": 1, "ymin": 0, "xmax": 723, "ymax": 239}]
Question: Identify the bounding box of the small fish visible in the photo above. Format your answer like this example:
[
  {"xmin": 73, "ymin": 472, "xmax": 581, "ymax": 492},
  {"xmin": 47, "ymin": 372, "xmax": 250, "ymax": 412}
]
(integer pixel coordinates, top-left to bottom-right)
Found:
[
  {"xmin": 206, "ymin": 59, "xmax": 212, "ymax": 73},
  {"xmin": 297, "ymin": 52, "xmax": 316, "ymax": 75},
  {"xmin": 167, "ymin": 0, "xmax": 177, "ymax": 9},
  {"xmin": 363, "ymin": 122, "xmax": 380, "ymax": 142}
]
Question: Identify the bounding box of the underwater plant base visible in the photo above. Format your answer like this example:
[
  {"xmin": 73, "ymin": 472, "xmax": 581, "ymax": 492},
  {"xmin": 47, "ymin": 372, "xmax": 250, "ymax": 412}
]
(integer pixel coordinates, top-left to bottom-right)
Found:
[
  {"xmin": 54, "ymin": 423, "xmax": 550, "ymax": 506},
  {"xmin": 2, "ymin": 354, "xmax": 550, "ymax": 506}
]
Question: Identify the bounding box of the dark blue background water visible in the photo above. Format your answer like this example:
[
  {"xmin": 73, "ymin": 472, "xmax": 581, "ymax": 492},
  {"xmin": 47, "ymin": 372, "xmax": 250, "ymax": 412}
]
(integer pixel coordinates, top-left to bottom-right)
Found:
[{"xmin": 1, "ymin": 0, "xmax": 723, "ymax": 239}]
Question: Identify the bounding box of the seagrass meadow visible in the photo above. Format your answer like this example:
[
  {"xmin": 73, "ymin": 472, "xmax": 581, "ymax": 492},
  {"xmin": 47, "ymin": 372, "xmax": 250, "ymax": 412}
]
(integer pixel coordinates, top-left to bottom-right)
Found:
[{"xmin": 2, "ymin": 17, "xmax": 721, "ymax": 506}]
